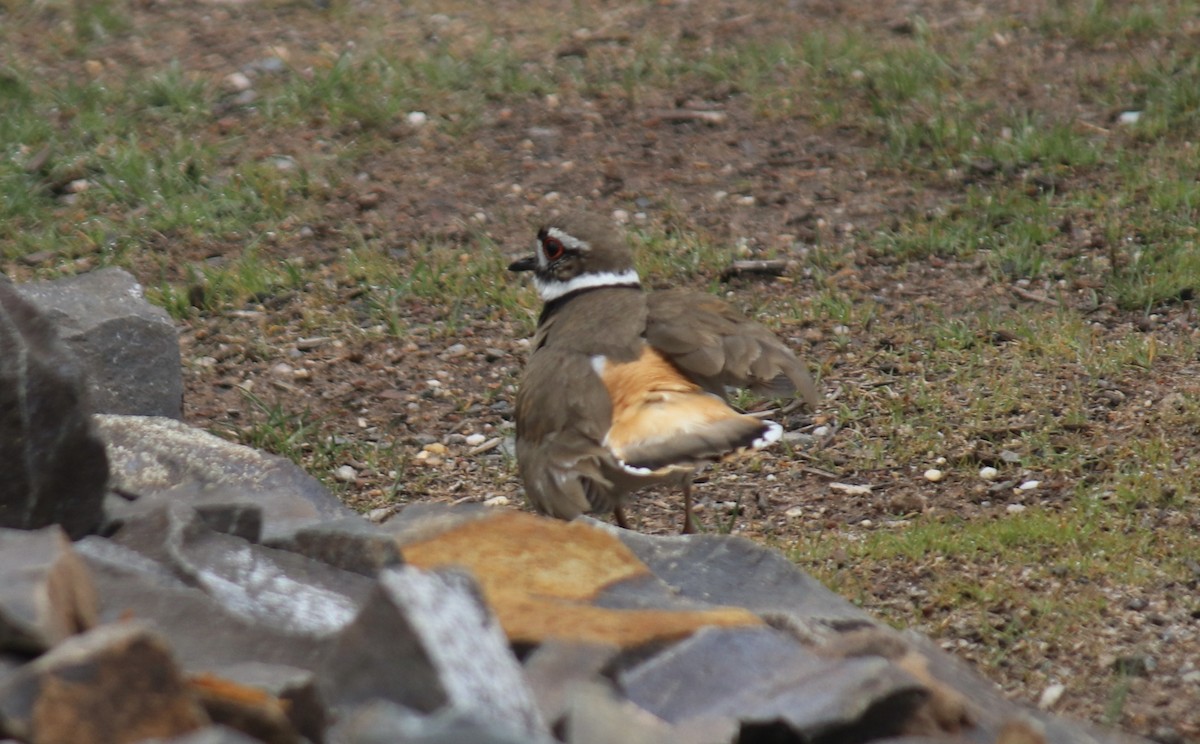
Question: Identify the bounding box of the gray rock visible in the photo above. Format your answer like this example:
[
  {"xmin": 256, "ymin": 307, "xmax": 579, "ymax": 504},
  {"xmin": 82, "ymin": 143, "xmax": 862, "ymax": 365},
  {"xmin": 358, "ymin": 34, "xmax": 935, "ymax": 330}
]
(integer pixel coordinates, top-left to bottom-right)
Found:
[
  {"xmin": 0, "ymin": 526, "xmax": 97, "ymax": 654},
  {"xmin": 76, "ymin": 536, "xmax": 333, "ymax": 674},
  {"xmin": 329, "ymin": 701, "xmax": 552, "ymax": 744},
  {"xmin": 264, "ymin": 517, "xmax": 403, "ymax": 576},
  {"xmin": 112, "ymin": 503, "xmax": 373, "ymax": 637},
  {"xmin": 95, "ymin": 414, "xmax": 353, "ymax": 541},
  {"xmin": 619, "ymin": 626, "xmax": 928, "ymax": 740},
  {"xmin": 322, "ymin": 566, "xmax": 547, "ymax": 739},
  {"xmin": 0, "ymin": 622, "xmax": 209, "ymax": 743},
  {"xmin": 104, "ymin": 491, "xmax": 263, "ymax": 542},
  {"xmin": 522, "ymin": 640, "xmax": 621, "ymax": 727},
  {"xmin": 900, "ymin": 632, "xmax": 1143, "ymax": 744},
  {"xmin": 561, "ymin": 681, "xmax": 731, "ymax": 744},
  {"xmin": 207, "ymin": 662, "xmax": 326, "ymax": 744},
  {"xmin": 382, "ymin": 502, "xmax": 499, "ymax": 547},
  {"xmin": 16, "ymin": 267, "xmax": 183, "ymax": 418},
  {"xmin": 148, "ymin": 726, "xmax": 263, "ymax": 744},
  {"xmin": 608, "ymin": 526, "xmax": 874, "ymax": 638},
  {"xmin": 0, "ymin": 281, "xmax": 109, "ymax": 538}
]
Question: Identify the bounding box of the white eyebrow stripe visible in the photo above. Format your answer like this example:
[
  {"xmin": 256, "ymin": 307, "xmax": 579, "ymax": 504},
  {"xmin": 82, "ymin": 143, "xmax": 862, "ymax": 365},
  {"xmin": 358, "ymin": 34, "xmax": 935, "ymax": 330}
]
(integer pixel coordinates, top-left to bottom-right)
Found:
[
  {"xmin": 533, "ymin": 269, "xmax": 641, "ymax": 302},
  {"xmin": 544, "ymin": 227, "xmax": 590, "ymax": 252}
]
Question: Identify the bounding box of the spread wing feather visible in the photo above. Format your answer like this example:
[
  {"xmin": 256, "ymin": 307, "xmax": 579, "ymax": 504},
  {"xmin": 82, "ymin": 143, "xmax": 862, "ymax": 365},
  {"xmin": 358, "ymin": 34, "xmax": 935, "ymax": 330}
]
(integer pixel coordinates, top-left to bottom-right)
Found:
[{"xmin": 645, "ymin": 289, "xmax": 820, "ymax": 407}]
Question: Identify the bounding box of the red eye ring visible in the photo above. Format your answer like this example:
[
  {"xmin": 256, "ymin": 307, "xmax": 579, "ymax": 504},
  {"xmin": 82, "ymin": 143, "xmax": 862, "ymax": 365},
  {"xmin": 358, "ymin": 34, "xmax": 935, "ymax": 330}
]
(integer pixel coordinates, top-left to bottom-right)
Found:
[{"xmin": 542, "ymin": 237, "xmax": 566, "ymax": 261}]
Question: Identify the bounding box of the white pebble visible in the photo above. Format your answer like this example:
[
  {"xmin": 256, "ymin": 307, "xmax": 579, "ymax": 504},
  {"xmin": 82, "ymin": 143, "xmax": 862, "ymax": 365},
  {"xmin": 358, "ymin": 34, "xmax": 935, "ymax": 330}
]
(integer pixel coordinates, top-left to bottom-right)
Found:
[
  {"xmin": 465, "ymin": 433, "xmax": 487, "ymax": 446},
  {"xmin": 979, "ymin": 466, "xmax": 999, "ymax": 481},
  {"xmin": 1006, "ymin": 503, "xmax": 1027, "ymax": 514},
  {"xmin": 483, "ymin": 495, "xmax": 511, "ymax": 507},
  {"xmin": 224, "ymin": 71, "xmax": 253, "ymax": 92},
  {"xmin": 812, "ymin": 425, "xmax": 830, "ymax": 437},
  {"xmin": 923, "ymin": 468, "xmax": 944, "ymax": 483},
  {"xmin": 611, "ymin": 209, "xmax": 629, "ymax": 224},
  {"xmin": 333, "ymin": 465, "xmax": 358, "ymax": 483},
  {"xmin": 784, "ymin": 506, "xmax": 804, "ymax": 519},
  {"xmin": 1038, "ymin": 683, "xmax": 1066, "ymax": 709},
  {"xmin": 406, "ymin": 111, "xmax": 428, "ymax": 127},
  {"xmin": 1018, "ymin": 480, "xmax": 1040, "ymax": 491},
  {"xmin": 1117, "ymin": 110, "xmax": 1141, "ymax": 125}
]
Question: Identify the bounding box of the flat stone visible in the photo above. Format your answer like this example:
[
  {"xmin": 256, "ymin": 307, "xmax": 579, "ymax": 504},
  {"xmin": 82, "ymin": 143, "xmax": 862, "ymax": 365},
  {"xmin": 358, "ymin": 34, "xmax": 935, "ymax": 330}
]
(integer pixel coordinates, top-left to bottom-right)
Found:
[
  {"xmin": 561, "ymin": 681, "xmax": 683, "ymax": 744},
  {"xmin": 608, "ymin": 526, "xmax": 874, "ymax": 638},
  {"xmin": 329, "ymin": 701, "xmax": 553, "ymax": 744},
  {"xmin": 103, "ymin": 492, "xmax": 263, "ymax": 542},
  {"xmin": 112, "ymin": 503, "xmax": 373, "ymax": 637},
  {"xmin": 898, "ymin": 632, "xmax": 1141, "ymax": 744},
  {"xmin": 0, "ymin": 622, "xmax": 209, "ymax": 743},
  {"xmin": 321, "ymin": 566, "xmax": 547, "ymax": 739},
  {"xmin": 0, "ymin": 282, "xmax": 108, "ymax": 538},
  {"xmin": 382, "ymin": 502, "xmax": 500, "ymax": 546},
  {"xmin": 0, "ymin": 526, "xmax": 98, "ymax": 654},
  {"xmin": 401, "ymin": 511, "xmax": 760, "ymax": 647},
  {"xmin": 206, "ymin": 662, "xmax": 325, "ymax": 744},
  {"xmin": 619, "ymin": 625, "xmax": 929, "ymax": 740},
  {"xmin": 75, "ymin": 537, "xmax": 334, "ymax": 675},
  {"xmin": 264, "ymin": 517, "xmax": 403, "ymax": 576},
  {"xmin": 95, "ymin": 415, "xmax": 354, "ymax": 541},
  {"xmin": 187, "ymin": 672, "xmax": 300, "ymax": 744},
  {"xmin": 16, "ymin": 267, "xmax": 183, "ymax": 418},
  {"xmin": 522, "ymin": 641, "xmax": 621, "ymax": 727},
  {"xmin": 149, "ymin": 726, "xmax": 264, "ymax": 743}
]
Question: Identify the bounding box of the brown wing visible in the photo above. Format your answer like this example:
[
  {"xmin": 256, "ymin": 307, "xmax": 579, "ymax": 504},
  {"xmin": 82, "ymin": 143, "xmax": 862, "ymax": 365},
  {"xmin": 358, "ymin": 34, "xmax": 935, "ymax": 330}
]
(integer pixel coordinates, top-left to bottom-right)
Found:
[
  {"xmin": 644, "ymin": 289, "xmax": 820, "ymax": 407},
  {"xmin": 513, "ymin": 348, "xmax": 623, "ymax": 519}
]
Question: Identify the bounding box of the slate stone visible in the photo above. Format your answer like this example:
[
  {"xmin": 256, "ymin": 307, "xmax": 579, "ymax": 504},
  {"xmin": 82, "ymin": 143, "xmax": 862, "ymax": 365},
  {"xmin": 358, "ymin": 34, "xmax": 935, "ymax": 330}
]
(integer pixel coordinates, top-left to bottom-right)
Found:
[
  {"xmin": 401, "ymin": 511, "xmax": 760, "ymax": 648},
  {"xmin": 76, "ymin": 536, "xmax": 333, "ymax": 674},
  {"xmin": 0, "ymin": 622, "xmax": 209, "ymax": 743},
  {"xmin": 522, "ymin": 640, "xmax": 621, "ymax": 727},
  {"xmin": 95, "ymin": 414, "xmax": 354, "ymax": 541},
  {"xmin": 0, "ymin": 526, "xmax": 98, "ymax": 654},
  {"xmin": 102, "ymin": 491, "xmax": 263, "ymax": 542},
  {"xmin": 264, "ymin": 517, "xmax": 403, "ymax": 576},
  {"xmin": 0, "ymin": 281, "xmax": 108, "ymax": 538},
  {"xmin": 188, "ymin": 672, "xmax": 302, "ymax": 744},
  {"xmin": 383, "ymin": 501, "xmax": 501, "ymax": 546},
  {"xmin": 16, "ymin": 267, "xmax": 183, "ymax": 418},
  {"xmin": 149, "ymin": 726, "xmax": 264, "ymax": 744},
  {"xmin": 608, "ymin": 525, "xmax": 874, "ymax": 637},
  {"xmin": 562, "ymin": 681, "xmax": 731, "ymax": 744},
  {"xmin": 208, "ymin": 662, "xmax": 326, "ymax": 744},
  {"xmin": 112, "ymin": 503, "xmax": 373, "ymax": 637},
  {"xmin": 329, "ymin": 701, "xmax": 553, "ymax": 744},
  {"xmin": 899, "ymin": 632, "xmax": 1143, "ymax": 744},
  {"xmin": 619, "ymin": 626, "xmax": 929, "ymax": 741},
  {"xmin": 321, "ymin": 566, "xmax": 547, "ymax": 739}
]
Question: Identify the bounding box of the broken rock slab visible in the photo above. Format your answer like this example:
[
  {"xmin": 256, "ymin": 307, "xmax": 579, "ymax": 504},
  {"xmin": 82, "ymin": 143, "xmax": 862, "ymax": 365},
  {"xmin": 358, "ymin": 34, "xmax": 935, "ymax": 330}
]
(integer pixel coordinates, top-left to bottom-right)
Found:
[
  {"xmin": 0, "ymin": 622, "xmax": 209, "ymax": 744},
  {"xmin": 263, "ymin": 517, "xmax": 404, "ymax": 577},
  {"xmin": 606, "ymin": 524, "xmax": 874, "ymax": 639},
  {"xmin": 203, "ymin": 662, "xmax": 326, "ymax": 744},
  {"xmin": 321, "ymin": 566, "xmax": 547, "ymax": 739},
  {"xmin": 618, "ymin": 625, "xmax": 930, "ymax": 741},
  {"xmin": 0, "ymin": 526, "xmax": 97, "ymax": 654},
  {"xmin": 329, "ymin": 701, "xmax": 554, "ymax": 744},
  {"xmin": 112, "ymin": 503, "xmax": 374, "ymax": 637},
  {"xmin": 16, "ymin": 267, "xmax": 183, "ymax": 418},
  {"xmin": 95, "ymin": 414, "xmax": 354, "ymax": 541},
  {"xmin": 400, "ymin": 510, "xmax": 761, "ymax": 648},
  {"xmin": 0, "ymin": 281, "xmax": 109, "ymax": 539},
  {"xmin": 77, "ymin": 536, "xmax": 337, "ymax": 675}
]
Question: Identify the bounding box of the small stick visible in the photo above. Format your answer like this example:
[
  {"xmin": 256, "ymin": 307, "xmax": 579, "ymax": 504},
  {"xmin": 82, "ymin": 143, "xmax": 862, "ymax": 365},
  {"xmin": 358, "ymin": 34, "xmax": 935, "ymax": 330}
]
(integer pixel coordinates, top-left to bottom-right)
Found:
[{"xmin": 720, "ymin": 259, "xmax": 789, "ymax": 281}]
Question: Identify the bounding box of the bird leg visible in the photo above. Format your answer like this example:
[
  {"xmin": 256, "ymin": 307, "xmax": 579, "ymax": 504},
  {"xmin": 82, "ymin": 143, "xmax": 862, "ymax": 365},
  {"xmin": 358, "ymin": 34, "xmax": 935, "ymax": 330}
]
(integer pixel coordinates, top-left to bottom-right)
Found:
[
  {"xmin": 681, "ymin": 480, "xmax": 696, "ymax": 534},
  {"xmin": 614, "ymin": 505, "xmax": 631, "ymax": 530}
]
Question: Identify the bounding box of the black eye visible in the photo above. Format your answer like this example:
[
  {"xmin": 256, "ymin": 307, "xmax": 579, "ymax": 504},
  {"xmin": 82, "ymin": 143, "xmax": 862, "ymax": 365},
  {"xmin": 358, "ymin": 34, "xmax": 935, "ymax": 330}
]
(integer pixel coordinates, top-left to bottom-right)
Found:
[{"xmin": 542, "ymin": 237, "xmax": 566, "ymax": 261}]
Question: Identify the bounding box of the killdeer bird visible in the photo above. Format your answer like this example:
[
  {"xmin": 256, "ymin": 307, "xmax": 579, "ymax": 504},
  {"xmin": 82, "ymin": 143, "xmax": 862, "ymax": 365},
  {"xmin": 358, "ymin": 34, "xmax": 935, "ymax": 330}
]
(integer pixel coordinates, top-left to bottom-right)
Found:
[{"xmin": 509, "ymin": 212, "xmax": 820, "ymax": 533}]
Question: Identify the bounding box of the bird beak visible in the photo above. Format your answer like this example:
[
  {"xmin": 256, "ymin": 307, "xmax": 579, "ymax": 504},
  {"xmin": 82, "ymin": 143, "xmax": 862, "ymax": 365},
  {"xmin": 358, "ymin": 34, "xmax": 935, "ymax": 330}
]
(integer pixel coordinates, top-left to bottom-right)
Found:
[{"xmin": 508, "ymin": 256, "xmax": 537, "ymax": 272}]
